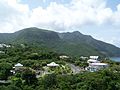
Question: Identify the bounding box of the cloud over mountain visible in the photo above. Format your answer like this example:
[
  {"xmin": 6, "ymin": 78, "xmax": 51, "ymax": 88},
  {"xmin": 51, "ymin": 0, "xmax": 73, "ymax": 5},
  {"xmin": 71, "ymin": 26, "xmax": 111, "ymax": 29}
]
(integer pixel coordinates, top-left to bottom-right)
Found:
[{"xmin": 0, "ymin": 0, "xmax": 120, "ymax": 47}]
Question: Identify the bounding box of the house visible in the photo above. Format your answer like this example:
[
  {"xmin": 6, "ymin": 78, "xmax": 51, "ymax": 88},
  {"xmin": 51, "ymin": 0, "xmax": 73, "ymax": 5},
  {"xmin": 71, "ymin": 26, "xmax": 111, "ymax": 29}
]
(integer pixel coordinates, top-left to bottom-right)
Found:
[
  {"xmin": 47, "ymin": 62, "xmax": 59, "ymax": 67},
  {"xmin": 87, "ymin": 63, "xmax": 108, "ymax": 72},
  {"xmin": 87, "ymin": 56, "xmax": 100, "ymax": 63},
  {"xmin": 86, "ymin": 56, "xmax": 108, "ymax": 72},
  {"xmin": 90, "ymin": 56, "xmax": 99, "ymax": 60},
  {"xmin": 59, "ymin": 55, "xmax": 69, "ymax": 59},
  {"xmin": 10, "ymin": 63, "xmax": 23, "ymax": 74},
  {"xmin": 87, "ymin": 59, "xmax": 100, "ymax": 63},
  {"xmin": 0, "ymin": 44, "xmax": 11, "ymax": 48},
  {"xmin": 80, "ymin": 56, "xmax": 88, "ymax": 60},
  {"xmin": 14, "ymin": 63, "xmax": 23, "ymax": 70}
]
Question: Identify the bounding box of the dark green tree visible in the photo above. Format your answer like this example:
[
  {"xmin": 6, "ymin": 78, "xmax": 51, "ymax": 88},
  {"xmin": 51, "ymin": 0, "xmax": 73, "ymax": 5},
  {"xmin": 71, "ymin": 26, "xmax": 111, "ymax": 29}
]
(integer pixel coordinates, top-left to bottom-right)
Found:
[
  {"xmin": 43, "ymin": 73, "xmax": 57, "ymax": 89},
  {"xmin": 22, "ymin": 67, "xmax": 37, "ymax": 85},
  {"xmin": 0, "ymin": 62, "xmax": 12, "ymax": 80}
]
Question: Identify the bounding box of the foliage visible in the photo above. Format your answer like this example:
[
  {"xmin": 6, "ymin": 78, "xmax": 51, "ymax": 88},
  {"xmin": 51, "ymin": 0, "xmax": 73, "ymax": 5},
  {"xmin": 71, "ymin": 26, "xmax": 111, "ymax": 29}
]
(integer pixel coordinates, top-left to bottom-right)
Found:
[
  {"xmin": 0, "ymin": 62, "xmax": 12, "ymax": 80},
  {"xmin": 0, "ymin": 43, "xmax": 120, "ymax": 90},
  {"xmin": 21, "ymin": 67, "xmax": 37, "ymax": 85},
  {"xmin": 43, "ymin": 73, "xmax": 57, "ymax": 89}
]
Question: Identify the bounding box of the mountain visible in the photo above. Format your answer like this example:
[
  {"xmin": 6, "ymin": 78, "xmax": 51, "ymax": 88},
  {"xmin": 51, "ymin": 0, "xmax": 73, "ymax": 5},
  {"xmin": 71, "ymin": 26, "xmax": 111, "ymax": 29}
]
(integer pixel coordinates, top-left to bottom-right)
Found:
[
  {"xmin": 13, "ymin": 27, "xmax": 60, "ymax": 44},
  {"xmin": 0, "ymin": 27, "xmax": 120, "ymax": 57},
  {"xmin": 59, "ymin": 31, "xmax": 120, "ymax": 56},
  {"xmin": 0, "ymin": 33, "xmax": 13, "ymax": 43}
]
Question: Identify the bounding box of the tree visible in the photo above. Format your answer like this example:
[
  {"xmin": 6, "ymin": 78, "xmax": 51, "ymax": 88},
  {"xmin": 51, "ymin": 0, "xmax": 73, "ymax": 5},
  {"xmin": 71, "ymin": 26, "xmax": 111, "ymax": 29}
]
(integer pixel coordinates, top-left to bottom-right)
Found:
[
  {"xmin": 43, "ymin": 73, "xmax": 57, "ymax": 89},
  {"xmin": 0, "ymin": 85, "xmax": 21, "ymax": 90},
  {"xmin": 0, "ymin": 62, "xmax": 12, "ymax": 80},
  {"xmin": 11, "ymin": 76, "xmax": 22, "ymax": 88},
  {"xmin": 22, "ymin": 67, "xmax": 37, "ymax": 85}
]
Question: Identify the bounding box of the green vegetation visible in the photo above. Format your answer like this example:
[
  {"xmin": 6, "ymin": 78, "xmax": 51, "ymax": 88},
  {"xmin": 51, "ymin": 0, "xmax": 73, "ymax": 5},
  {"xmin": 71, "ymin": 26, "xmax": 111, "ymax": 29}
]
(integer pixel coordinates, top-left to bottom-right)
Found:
[
  {"xmin": 0, "ymin": 27, "xmax": 120, "ymax": 90},
  {"xmin": 0, "ymin": 43, "xmax": 120, "ymax": 90},
  {"xmin": 0, "ymin": 27, "xmax": 120, "ymax": 56},
  {"xmin": 0, "ymin": 62, "xmax": 12, "ymax": 80}
]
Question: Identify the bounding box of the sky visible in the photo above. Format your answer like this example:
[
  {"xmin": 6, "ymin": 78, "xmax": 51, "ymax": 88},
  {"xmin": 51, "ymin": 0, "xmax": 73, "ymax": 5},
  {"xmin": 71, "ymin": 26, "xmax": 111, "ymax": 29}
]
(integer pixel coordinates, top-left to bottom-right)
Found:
[{"xmin": 0, "ymin": 0, "xmax": 120, "ymax": 47}]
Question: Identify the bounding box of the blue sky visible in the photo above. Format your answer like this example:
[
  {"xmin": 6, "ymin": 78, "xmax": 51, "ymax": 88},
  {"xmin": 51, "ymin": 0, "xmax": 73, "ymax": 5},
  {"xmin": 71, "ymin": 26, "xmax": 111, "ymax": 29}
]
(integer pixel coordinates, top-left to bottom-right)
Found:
[
  {"xmin": 20, "ymin": 0, "xmax": 71, "ymax": 9},
  {"xmin": 0, "ymin": 0, "xmax": 120, "ymax": 47},
  {"xmin": 20, "ymin": 0, "xmax": 120, "ymax": 11},
  {"xmin": 107, "ymin": 0, "xmax": 120, "ymax": 11}
]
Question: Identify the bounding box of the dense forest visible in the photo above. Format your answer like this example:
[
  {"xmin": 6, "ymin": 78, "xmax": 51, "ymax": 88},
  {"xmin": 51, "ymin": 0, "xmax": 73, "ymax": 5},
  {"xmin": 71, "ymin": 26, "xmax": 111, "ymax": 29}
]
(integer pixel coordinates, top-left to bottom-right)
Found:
[{"xmin": 0, "ymin": 44, "xmax": 120, "ymax": 90}]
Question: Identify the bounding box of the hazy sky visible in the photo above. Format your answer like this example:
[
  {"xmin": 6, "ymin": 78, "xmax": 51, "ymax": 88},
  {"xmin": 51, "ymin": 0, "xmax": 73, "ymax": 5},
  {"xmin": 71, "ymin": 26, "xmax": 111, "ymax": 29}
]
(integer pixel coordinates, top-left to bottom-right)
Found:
[{"xmin": 0, "ymin": 0, "xmax": 120, "ymax": 47}]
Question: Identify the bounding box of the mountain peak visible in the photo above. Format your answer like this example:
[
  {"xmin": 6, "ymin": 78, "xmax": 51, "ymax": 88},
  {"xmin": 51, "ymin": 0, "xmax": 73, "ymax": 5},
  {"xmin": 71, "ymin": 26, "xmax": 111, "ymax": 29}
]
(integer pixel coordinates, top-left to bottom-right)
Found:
[
  {"xmin": 21, "ymin": 27, "xmax": 45, "ymax": 32},
  {"xmin": 13, "ymin": 27, "xmax": 60, "ymax": 43},
  {"xmin": 72, "ymin": 31, "xmax": 82, "ymax": 34}
]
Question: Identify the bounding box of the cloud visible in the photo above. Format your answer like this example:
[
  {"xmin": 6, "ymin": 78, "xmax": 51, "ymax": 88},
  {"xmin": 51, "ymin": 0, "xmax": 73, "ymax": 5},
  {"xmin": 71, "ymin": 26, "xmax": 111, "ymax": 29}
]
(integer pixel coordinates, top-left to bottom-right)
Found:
[
  {"xmin": 0, "ymin": 0, "xmax": 31, "ymax": 33},
  {"xmin": 1, "ymin": 0, "xmax": 120, "ymax": 33},
  {"xmin": 29, "ymin": 0, "xmax": 116, "ymax": 31},
  {"xmin": 0, "ymin": 0, "xmax": 120, "ymax": 47},
  {"xmin": 111, "ymin": 4, "xmax": 120, "ymax": 26}
]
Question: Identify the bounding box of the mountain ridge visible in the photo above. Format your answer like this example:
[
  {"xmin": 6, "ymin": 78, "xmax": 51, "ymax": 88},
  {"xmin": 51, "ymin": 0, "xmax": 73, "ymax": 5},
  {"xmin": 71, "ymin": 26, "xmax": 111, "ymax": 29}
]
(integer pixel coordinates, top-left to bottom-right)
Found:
[{"xmin": 0, "ymin": 27, "xmax": 120, "ymax": 57}]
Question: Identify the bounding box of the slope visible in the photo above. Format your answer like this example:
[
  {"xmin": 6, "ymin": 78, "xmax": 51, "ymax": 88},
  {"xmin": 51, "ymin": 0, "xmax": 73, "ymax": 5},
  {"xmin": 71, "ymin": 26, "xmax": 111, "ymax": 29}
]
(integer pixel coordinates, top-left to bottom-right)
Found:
[{"xmin": 0, "ymin": 27, "xmax": 119, "ymax": 57}]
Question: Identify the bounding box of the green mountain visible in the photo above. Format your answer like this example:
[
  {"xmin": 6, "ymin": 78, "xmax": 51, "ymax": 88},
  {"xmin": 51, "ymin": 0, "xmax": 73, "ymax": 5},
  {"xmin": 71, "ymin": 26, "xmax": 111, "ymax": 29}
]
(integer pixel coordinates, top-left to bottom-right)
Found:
[
  {"xmin": 59, "ymin": 31, "xmax": 120, "ymax": 56},
  {"xmin": 14, "ymin": 27, "xmax": 60, "ymax": 44},
  {"xmin": 0, "ymin": 27, "xmax": 120, "ymax": 57}
]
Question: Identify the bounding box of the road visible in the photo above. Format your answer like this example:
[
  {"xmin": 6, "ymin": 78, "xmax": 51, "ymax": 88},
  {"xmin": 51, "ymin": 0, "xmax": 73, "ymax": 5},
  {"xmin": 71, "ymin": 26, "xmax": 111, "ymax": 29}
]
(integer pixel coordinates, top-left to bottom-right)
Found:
[
  {"xmin": 67, "ymin": 63, "xmax": 81, "ymax": 74},
  {"xmin": 36, "ymin": 63, "xmax": 83, "ymax": 78}
]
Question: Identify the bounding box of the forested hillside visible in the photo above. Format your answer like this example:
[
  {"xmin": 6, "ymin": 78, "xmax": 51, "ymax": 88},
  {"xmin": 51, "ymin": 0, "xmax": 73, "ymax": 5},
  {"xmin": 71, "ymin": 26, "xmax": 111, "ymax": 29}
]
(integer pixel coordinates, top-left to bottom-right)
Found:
[
  {"xmin": 0, "ymin": 27, "xmax": 120, "ymax": 57},
  {"xmin": 0, "ymin": 44, "xmax": 120, "ymax": 90}
]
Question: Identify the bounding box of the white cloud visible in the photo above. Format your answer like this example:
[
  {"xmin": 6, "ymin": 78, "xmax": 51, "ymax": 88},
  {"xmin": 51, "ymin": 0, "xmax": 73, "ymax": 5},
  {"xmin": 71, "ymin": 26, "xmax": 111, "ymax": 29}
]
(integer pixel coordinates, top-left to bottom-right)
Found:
[
  {"xmin": 1, "ymin": 0, "xmax": 120, "ymax": 33},
  {"xmin": 29, "ymin": 0, "xmax": 116, "ymax": 31},
  {"xmin": 111, "ymin": 4, "xmax": 120, "ymax": 26},
  {"xmin": 0, "ymin": 0, "xmax": 31, "ymax": 33},
  {"xmin": 0, "ymin": 0, "xmax": 120, "ymax": 47}
]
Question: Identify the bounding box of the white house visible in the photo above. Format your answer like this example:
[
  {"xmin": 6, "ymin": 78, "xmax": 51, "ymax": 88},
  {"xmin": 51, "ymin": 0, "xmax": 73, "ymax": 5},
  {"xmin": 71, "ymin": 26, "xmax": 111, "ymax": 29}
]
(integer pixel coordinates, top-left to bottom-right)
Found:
[
  {"xmin": 87, "ymin": 59, "xmax": 100, "ymax": 63},
  {"xmin": 14, "ymin": 63, "xmax": 23, "ymax": 70},
  {"xmin": 90, "ymin": 56, "xmax": 99, "ymax": 60},
  {"xmin": 59, "ymin": 55, "xmax": 69, "ymax": 59},
  {"xmin": 86, "ymin": 56, "xmax": 108, "ymax": 72},
  {"xmin": 47, "ymin": 62, "xmax": 59, "ymax": 67},
  {"xmin": 80, "ymin": 56, "xmax": 88, "ymax": 60},
  {"xmin": 0, "ymin": 44, "xmax": 11, "ymax": 48},
  {"xmin": 86, "ymin": 63, "xmax": 108, "ymax": 72},
  {"xmin": 10, "ymin": 63, "xmax": 23, "ymax": 74}
]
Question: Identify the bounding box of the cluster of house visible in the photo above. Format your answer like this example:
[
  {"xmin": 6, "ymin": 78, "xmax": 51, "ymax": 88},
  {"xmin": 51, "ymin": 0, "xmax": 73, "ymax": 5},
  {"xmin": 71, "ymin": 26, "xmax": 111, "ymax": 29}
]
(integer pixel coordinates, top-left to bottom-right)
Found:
[
  {"xmin": 0, "ymin": 44, "xmax": 11, "ymax": 54},
  {"xmin": 11, "ymin": 62, "xmax": 60, "ymax": 75},
  {"xmin": 0, "ymin": 44, "xmax": 11, "ymax": 48},
  {"xmin": 10, "ymin": 55, "xmax": 108, "ymax": 75},
  {"xmin": 86, "ymin": 56, "xmax": 108, "ymax": 72},
  {"xmin": 9, "ymin": 55, "xmax": 69, "ymax": 75},
  {"xmin": 9, "ymin": 55, "xmax": 70, "ymax": 77}
]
